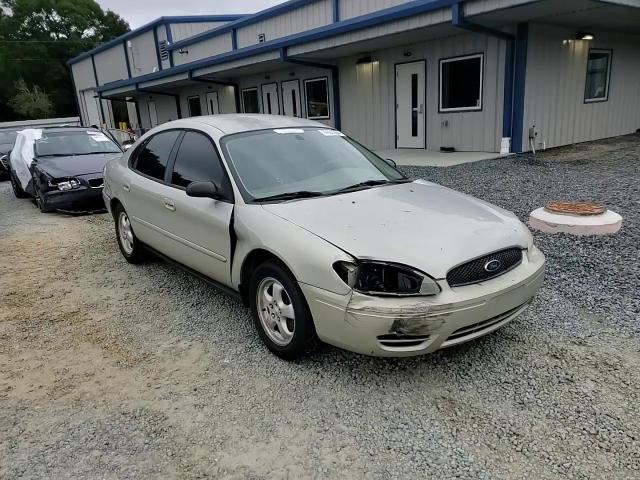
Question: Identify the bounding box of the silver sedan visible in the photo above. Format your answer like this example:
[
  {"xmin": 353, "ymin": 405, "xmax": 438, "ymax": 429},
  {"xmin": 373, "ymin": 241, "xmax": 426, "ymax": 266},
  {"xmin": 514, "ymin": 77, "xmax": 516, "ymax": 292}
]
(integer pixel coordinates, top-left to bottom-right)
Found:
[{"xmin": 103, "ymin": 115, "xmax": 544, "ymax": 359}]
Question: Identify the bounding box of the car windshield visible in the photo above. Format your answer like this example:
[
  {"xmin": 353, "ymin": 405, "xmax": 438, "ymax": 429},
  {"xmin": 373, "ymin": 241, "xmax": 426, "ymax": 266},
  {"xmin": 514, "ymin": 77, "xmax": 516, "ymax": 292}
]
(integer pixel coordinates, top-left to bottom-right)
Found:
[
  {"xmin": 34, "ymin": 130, "xmax": 121, "ymax": 157},
  {"xmin": 0, "ymin": 130, "xmax": 18, "ymax": 145},
  {"xmin": 220, "ymin": 128, "xmax": 407, "ymax": 202}
]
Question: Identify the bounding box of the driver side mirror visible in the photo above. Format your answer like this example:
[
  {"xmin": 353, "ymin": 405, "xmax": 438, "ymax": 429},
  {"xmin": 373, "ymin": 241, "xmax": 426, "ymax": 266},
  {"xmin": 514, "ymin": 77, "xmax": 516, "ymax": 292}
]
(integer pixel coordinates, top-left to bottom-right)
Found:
[
  {"xmin": 186, "ymin": 181, "xmax": 222, "ymax": 200},
  {"xmin": 384, "ymin": 158, "xmax": 397, "ymax": 168}
]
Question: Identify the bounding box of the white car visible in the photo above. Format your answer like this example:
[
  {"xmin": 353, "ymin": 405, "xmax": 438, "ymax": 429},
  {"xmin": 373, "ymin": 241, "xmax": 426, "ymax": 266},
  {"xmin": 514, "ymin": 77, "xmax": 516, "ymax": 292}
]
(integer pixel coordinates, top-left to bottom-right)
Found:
[{"xmin": 103, "ymin": 115, "xmax": 544, "ymax": 359}]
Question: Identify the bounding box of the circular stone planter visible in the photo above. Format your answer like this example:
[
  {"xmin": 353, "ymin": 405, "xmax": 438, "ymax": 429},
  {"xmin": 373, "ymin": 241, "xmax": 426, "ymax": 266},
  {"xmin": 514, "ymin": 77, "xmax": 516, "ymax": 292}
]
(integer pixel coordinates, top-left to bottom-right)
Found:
[{"xmin": 529, "ymin": 207, "xmax": 622, "ymax": 235}]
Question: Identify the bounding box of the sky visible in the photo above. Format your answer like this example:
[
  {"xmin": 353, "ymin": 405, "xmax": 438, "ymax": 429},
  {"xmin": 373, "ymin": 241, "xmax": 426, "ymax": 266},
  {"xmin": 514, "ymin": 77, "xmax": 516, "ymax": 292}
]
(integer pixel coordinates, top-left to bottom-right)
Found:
[{"xmin": 96, "ymin": 0, "xmax": 287, "ymax": 29}]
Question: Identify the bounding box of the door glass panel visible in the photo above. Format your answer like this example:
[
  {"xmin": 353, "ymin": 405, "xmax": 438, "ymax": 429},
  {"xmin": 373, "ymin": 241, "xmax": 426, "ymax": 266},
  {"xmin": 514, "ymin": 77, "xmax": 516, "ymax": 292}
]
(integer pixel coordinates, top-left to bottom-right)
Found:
[
  {"xmin": 411, "ymin": 73, "xmax": 418, "ymax": 137},
  {"xmin": 242, "ymin": 89, "xmax": 260, "ymax": 113},
  {"xmin": 292, "ymin": 89, "xmax": 297, "ymax": 116},
  {"xmin": 133, "ymin": 130, "xmax": 180, "ymax": 180},
  {"xmin": 266, "ymin": 93, "xmax": 272, "ymax": 114},
  {"xmin": 188, "ymin": 96, "xmax": 202, "ymax": 117},
  {"xmin": 171, "ymin": 132, "xmax": 232, "ymax": 200}
]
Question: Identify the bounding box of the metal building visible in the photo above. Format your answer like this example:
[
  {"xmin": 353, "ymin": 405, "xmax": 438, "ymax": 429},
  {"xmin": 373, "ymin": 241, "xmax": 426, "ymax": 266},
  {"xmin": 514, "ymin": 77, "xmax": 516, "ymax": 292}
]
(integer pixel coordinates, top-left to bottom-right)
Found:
[{"xmin": 67, "ymin": 0, "xmax": 640, "ymax": 154}]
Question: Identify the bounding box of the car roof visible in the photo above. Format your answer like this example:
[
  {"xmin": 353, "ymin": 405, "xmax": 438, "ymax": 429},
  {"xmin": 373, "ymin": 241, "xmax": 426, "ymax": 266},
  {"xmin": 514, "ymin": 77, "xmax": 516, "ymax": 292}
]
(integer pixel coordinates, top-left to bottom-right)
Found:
[{"xmin": 164, "ymin": 114, "xmax": 329, "ymax": 135}]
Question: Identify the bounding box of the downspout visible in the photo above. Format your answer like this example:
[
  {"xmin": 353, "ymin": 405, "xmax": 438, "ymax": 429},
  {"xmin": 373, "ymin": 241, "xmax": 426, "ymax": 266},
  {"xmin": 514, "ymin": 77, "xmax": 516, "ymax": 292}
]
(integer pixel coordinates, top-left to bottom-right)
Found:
[
  {"xmin": 90, "ymin": 54, "xmax": 106, "ymax": 126},
  {"xmin": 280, "ymin": 48, "xmax": 341, "ymax": 130},
  {"xmin": 451, "ymin": 2, "xmax": 515, "ymax": 153}
]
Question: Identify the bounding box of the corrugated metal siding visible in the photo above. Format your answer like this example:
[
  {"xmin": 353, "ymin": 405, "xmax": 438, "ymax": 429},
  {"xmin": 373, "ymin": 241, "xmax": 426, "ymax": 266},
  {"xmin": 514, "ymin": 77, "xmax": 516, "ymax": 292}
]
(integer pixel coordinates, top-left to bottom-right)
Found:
[
  {"xmin": 339, "ymin": 32, "xmax": 504, "ymax": 151},
  {"xmin": 523, "ymin": 24, "xmax": 640, "ymax": 150},
  {"xmin": 339, "ymin": 0, "xmax": 408, "ymax": 20},
  {"xmin": 127, "ymin": 30, "xmax": 159, "ymax": 77},
  {"xmin": 170, "ymin": 21, "xmax": 229, "ymax": 42},
  {"xmin": 71, "ymin": 58, "xmax": 96, "ymax": 90},
  {"xmin": 237, "ymin": 0, "xmax": 332, "ymax": 49},
  {"xmin": 173, "ymin": 34, "xmax": 233, "ymax": 66},
  {"xmin": 289, "ymin": 9, "xmax": 451, "ymax": 56},
  {"xmin": 94, "ymin": 45, "xmax": 129, "ymax": 84}
]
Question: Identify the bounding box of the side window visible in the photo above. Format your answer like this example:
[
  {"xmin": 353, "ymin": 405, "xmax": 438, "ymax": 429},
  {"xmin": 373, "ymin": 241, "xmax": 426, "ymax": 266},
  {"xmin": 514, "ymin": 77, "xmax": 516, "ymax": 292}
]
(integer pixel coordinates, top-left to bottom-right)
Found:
[
  {"xmin": 132, "ymin": 130, "xmax": 181, "ymax": 181},
  {"xmin": 171, "ymin": 131, "xmax": 232, "ymax": 200}
]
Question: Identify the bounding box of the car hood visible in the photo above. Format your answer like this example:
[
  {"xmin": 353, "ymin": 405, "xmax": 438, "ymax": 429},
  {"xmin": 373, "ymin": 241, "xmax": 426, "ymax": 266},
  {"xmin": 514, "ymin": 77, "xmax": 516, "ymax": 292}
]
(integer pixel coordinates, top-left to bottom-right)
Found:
[
  {"xmin": 262, "ymin": 180, "xmax": 531, "ymax": 278},
  {"xmin": 34, "ymin": 152, "xmax": 121, "ymax": 178}
]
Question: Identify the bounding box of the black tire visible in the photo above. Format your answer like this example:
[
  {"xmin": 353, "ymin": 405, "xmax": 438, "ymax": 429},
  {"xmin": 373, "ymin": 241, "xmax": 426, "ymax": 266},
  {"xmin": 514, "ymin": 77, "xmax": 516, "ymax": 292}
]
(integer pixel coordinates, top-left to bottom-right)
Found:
[
  {"xmin": 9, "ymin": 169, "xmax": 29, "ymax": 198},
  {"xmin": 249, "ymin": 260, "xmax": 317, "ymax": 360},
  {"xmin": 113, "ymin": 204, "xmax": 147, "ymax": 264},
  {"xmin": 33, "ymin": 182, "xmax": 54, "ymax": 213}
]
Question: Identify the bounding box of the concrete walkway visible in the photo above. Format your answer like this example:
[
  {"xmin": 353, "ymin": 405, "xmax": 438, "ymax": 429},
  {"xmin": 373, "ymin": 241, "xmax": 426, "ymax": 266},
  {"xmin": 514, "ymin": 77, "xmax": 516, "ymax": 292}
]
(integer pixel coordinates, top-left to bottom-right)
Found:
[{"xmin": 376, "ymin": 148, "xmax": 506, "ymax": 167}]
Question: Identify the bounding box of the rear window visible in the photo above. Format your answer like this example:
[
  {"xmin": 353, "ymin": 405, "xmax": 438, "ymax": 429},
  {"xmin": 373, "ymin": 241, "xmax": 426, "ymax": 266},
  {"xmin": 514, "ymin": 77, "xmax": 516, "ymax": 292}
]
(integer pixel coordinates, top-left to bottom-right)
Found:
[{"xmin": 34, "ymin": 131, "xmax": 121, "ymax": 157}]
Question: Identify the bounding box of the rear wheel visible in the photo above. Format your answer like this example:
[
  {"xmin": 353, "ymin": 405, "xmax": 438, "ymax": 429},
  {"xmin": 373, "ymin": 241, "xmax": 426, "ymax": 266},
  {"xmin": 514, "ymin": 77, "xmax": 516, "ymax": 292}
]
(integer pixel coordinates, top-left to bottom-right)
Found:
[
  {"xmin": 113, "ymin": 204, "xmax": 147, "ymax": 263},
  {"xmin": 9, "ymin": 170, "xmax": 28, "ymax": 198},
  {"xmin": 249, "ymin": 260, "xmax": 317, "ymax": 360}
]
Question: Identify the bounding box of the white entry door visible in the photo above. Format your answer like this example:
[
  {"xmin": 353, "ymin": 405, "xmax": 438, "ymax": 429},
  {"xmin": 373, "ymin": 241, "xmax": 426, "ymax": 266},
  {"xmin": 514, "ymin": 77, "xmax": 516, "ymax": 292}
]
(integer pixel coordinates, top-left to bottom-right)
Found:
[
  {"xmin": 148, "ymin": 101, "xmax": 158, "ymax": 127},
  {"xmin": 261, "ymin": 83, "xmax": 280, "ymax": 115},
  {"xmin": 395, "ymin": 61, "xmax": 425, "ymax": 148},
  {"xmin": 205, "ymin": 91, "xmax": 220, "ymax": 115},
  {"xmin": 281, "ymin": 80, "xmax": 302, "ymax": 117}
]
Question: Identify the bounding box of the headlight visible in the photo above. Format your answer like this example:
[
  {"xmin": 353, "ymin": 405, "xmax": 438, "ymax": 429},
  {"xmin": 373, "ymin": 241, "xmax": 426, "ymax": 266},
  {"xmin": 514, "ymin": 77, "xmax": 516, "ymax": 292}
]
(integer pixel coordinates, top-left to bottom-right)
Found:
[
  {"xmin": 49, "ymin": 179, "xmax": 81, "ymax": 191},
  {"xmin": 333, "ymin": 261, "xmax": 440, "ymax": 296}
]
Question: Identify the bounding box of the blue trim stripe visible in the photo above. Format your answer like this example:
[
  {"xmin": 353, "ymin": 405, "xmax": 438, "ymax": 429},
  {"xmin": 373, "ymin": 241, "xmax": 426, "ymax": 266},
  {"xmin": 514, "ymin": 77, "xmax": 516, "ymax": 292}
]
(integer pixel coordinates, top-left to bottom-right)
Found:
[
  {"xmin": 511, "ymin": 23, "xmax": 528, "ymax": 153},
  {"xmin": 67, "ymin": 15, "xmax": 246, "ymax": 65},
  {"xmin": 97, "ymin": 0, "xmax": 459, "ymax": 94},
  {"xmin": 165, "ymin": 24, "xmax": 175, "ymax": 68},
  {"xmin": 90, "ymin": 55, "xmax": 106, "ymax": 124},
  {"xmin": 232, "ymin": 28, "xmax": 238, "ymax": 50},
  {"xmin": 333, "ymin": 0, "xmax": 340, "ymax": 22}
]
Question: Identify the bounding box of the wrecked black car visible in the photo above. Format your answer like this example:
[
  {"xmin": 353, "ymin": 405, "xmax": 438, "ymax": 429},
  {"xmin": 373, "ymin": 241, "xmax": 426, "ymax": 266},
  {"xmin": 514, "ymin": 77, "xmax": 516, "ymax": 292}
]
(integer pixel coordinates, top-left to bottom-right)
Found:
[
  {"xmin": 9, "ymin": 127, "xmax": 122, "ymax": 212},
  {"xmin": 0, "ymin": 129, "xmax": 19, "ymax": 181}
]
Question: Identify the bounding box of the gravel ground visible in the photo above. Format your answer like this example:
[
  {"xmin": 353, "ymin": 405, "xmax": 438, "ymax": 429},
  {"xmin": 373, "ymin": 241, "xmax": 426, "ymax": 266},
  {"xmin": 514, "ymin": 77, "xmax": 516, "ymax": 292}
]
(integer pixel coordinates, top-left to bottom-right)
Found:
[{"xmin": 1, "ymin": 134, "xmax": 639, "ymax": 479}]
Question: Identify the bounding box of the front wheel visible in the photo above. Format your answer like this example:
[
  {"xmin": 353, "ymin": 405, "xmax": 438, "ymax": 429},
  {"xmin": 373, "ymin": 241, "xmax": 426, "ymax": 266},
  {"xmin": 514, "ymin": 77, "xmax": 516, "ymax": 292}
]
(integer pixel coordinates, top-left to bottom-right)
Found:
[
  {"xmin": 33, "ymin": 182, "xmax": 54, "ymax": 213},
  {"xmin": 113, "ymin": 204, "xmax": 147, "ymax": 264},
  {"xmin": 249, "ymin": 261, "xmax": 317, "ymax": 360}
]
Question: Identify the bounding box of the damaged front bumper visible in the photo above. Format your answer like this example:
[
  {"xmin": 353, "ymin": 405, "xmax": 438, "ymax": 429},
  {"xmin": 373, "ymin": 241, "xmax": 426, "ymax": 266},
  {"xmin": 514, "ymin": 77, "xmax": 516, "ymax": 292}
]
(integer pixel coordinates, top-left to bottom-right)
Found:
[{"xmin": 300, "ymin": 246, "xmax": 545, "ymax": 357}]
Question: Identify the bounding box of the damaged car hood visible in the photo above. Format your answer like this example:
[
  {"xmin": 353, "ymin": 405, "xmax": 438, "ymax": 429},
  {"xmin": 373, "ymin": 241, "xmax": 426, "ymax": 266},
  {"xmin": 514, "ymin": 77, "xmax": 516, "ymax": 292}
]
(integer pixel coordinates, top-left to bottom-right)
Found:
[
  {"xmin": 262, "ymin": 180, "xmax": 531, "ymax": 279},
  {"xmin": 34, "ymin": 152, "xmax": 121, "ymax": 178}
]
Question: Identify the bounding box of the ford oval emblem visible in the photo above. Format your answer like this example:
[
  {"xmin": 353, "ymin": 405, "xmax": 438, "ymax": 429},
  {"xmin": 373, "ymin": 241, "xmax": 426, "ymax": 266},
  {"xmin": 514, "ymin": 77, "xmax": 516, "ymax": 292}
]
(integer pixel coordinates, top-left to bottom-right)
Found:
[{"xmin": 484, "ymin": 259, "xmax": 502, "ymax": 273}]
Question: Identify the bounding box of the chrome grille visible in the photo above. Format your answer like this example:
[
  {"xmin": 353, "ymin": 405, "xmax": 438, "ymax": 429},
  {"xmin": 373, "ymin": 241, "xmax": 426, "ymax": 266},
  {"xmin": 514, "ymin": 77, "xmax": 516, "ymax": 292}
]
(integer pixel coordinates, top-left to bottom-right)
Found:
[{"xmin": 447, "ymin": 248, "xmax": 522, "ymax": 287}]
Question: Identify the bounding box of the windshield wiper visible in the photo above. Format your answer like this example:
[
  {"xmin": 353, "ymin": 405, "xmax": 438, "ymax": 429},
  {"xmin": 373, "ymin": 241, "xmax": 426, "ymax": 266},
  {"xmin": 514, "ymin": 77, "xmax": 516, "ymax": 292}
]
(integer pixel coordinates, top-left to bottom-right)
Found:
[
  {"xmin": 253, "ymin": 190, "xmax": 326, "ymax": 202},
  {"xmin": 335, "ymin": 178, "xmax": 411, "ymax": 193}
]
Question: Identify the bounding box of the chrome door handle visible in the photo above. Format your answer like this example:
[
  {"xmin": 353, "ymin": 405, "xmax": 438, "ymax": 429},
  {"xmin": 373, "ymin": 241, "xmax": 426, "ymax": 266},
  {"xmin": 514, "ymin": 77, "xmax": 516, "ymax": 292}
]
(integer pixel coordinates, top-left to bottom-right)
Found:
[
  {"xmin": 123, "ymin": 184, "xmax": 130, "ymax": 192},
  {"xmin": 163, "ymin": 198, "xmax": 176, "ymax": 212}
]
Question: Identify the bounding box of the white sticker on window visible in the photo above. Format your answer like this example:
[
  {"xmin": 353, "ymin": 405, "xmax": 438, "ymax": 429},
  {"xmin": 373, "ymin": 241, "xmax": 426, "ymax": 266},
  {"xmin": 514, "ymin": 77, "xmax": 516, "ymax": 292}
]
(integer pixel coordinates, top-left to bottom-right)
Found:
[
  {"xmin": 318, "ymin": 129, "xmax": 345, "ymax": 137},
  {"xmin": 273, "ymin": 128, "xmax": 305, "ymax": 134},
  {"xmin": 90, "ymin": 133, "xmax": 111, "ymax": 142}
]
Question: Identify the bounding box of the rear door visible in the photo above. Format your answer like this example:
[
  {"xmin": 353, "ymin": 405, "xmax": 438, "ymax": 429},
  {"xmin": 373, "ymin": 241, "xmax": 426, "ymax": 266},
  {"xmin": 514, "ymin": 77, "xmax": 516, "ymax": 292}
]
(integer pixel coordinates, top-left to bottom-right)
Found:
[
  {"xmin": 125, "ymin": 130, "xmax": 182, "ymax": 251},
  {"xmin": 159, "ymin": 130, "xmax": 234, "ymax": 286},
  {"xmin": 205, "ymin": 92, "xmax": 220, "ymax": 115}
]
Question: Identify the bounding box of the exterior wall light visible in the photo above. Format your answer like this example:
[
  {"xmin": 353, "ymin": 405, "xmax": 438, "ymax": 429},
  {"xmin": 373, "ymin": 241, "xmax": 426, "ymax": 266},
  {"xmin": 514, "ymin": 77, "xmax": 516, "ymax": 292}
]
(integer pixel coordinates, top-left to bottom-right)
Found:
[{"xmin": 576, "ymin": 32, "xmax": 594, "ymax": 40}]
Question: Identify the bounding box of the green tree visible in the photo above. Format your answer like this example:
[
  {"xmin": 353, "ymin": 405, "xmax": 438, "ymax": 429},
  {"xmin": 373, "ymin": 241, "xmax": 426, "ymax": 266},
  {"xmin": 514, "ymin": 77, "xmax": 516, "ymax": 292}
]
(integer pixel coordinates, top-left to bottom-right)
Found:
[
  {"xmin": 9, "ymin": 78, "xmax": 53, "ymax": 118},
  {"xmin": 0, "ymin": 0, "xmax": 129, "ymax": 121}
]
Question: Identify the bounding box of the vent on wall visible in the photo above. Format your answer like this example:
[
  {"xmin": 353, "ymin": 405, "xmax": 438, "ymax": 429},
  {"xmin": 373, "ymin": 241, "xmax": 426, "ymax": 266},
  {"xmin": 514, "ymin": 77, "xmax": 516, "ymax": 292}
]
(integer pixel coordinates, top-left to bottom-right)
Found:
[
  {"xmin": 158, "ymin": 40, "xmax": 169, "ymax": 60},
  {"xmin": 258, "ymin": 33, "xmax": 266, "ymax": 43}
]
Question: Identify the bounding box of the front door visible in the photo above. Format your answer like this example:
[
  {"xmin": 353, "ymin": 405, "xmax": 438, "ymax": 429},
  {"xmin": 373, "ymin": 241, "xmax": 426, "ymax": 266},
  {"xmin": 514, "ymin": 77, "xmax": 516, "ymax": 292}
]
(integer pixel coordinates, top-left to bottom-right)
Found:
[
  {"xmin": 261, "ymin": 83, "xmax": 280, "ymax": 115},
  {"xmin": 395, "ymin": 61, "xmax": 425, "ymax": 148},
  {"xmin": 281, "ymin": 80, "xmax": 302, "ymax": 117},
  {"xmin": 206, "ymin": 91, "xmax": 219, "ymax": 115}
]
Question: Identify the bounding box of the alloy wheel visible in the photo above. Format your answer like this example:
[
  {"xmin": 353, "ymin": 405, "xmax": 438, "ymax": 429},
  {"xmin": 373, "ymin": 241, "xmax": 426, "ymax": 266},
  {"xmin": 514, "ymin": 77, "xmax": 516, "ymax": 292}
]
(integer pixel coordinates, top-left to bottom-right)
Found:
[
  {"xmin": 256, "ymin": 277, "xmax": 296, "ymax": 346},
  {"xmin": 118, "ymin": 211, "xmax": 134, "ymax": 255}
]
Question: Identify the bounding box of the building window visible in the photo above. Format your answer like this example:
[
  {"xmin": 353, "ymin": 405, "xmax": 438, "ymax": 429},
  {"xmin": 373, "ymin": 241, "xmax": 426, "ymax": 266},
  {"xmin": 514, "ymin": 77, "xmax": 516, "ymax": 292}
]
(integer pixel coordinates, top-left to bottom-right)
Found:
[
  {"xmin": 584, "ymin": 49, "xmax": 612, "ymax": 103},
  {"xmin": 242, "ymin": 88, "xmax": 260, "ymax": 113},
  {"xmin": 439, "ymin": 53, "xmax": 483, "ymax": 112},
  {"xmin": 187, "ymin": 96, "xmax": 202, "ymax": 117},
  {"xmin": 304, "ymin": 77, "xmax": 330, "ymax": 119}
]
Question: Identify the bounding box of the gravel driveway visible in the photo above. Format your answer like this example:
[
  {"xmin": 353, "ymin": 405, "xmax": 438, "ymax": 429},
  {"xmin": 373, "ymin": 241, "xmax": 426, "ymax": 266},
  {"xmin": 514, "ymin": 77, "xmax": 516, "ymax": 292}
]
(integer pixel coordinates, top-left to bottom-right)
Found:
[{"xmin": 1, "ymin": 135, "xmax": 638, "ymax": 479}]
